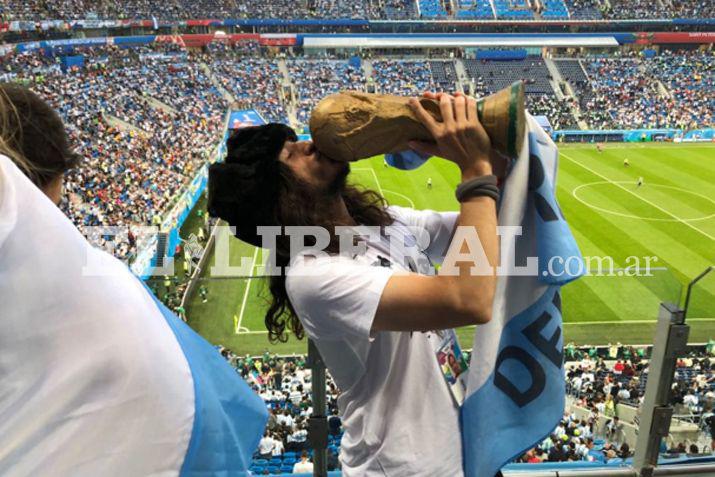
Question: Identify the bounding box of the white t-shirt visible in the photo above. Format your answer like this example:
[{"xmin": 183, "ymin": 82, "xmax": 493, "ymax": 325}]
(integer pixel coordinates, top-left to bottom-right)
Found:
[
  {"xmin": 272, "ymin": 439, "xmax": 285, "ymax": 457},
  {"xmin": 293, "ymin": 460, "xmax": 314, "ymax": 473},
  {"xmin": 258, "ymin": 436, "xmax": 275, "ymax": 455},
  {"xmin": 286, "ymin": 206, "xmax": 462, "ymax": 477}
]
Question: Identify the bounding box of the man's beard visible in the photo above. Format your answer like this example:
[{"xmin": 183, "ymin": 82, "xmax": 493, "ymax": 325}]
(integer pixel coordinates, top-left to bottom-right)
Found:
[{"xmin": 325, "ymin": 161, "xmax": 350, "ymax": 196}]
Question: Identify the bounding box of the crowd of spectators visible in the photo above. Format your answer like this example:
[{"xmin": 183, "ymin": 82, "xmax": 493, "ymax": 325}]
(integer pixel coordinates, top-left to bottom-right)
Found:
[
  {"xmin": 671, "ymin": 0, "xmax": 715, "ymax": 19},
  {"xmin": 0, "ymin": 0, "xmax": 387, "ymax": 21},
  {"xmin": 288, "ymin": 59, "xmax": 365, "ymax": 126},
  {"xmin": 580, "ymin": 57, "xmax": 675, "ymax": 129},
  {"xmin": 515, "ymin": 343, "xmax": 715, "ymax": 467},
  {"xmin": 578, "ymin": 51, "xmax": 713, "ymax": 130},
  {"xmin": 2, "ymin": 44, "xmax": 227, "ymax": 260},
  {"xmin": 219, "ymin": 349, "xmax": 343, "ymax": 475},
  {"xmin": 1, "ymin": 0, "xmax": 714, "ymax": 20},
  {"xmin": 212, "ymin": 56, "xmax": 289, "ymax": 124},
  {"xmin": 601, "ymin": 0, "xmax": 671, "ymax": 20},
  {"xmin": 647, "ymin": 50, "xmax": 714, "ymax": 130},
  {"xmin": 219, "ymin": 342, "xmax": 715, "ymax": 473},
  {"xmin": 371, "ymin": 59, "xmax": 436, "ymax": 95},
  {"xmin": 527, "ymin": 94, "xmax": 578, "ymax": 129}
]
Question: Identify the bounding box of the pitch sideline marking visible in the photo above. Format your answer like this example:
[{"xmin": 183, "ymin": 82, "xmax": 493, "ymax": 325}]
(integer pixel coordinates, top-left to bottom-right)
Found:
[
  {"xmin": 571, "ymin": 181, "xmax": 715, "ymax": 223},
  {"xmin": 236, "ymin": 246, "xmax": 260, "ymax": 334},
  {"xmin": 561, "ymin": 152, "xmax": 715, "ymax": 242}
]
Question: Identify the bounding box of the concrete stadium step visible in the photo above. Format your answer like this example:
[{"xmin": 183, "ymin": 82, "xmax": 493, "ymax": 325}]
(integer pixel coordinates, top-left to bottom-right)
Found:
[
  {"xmin": 104, "ymin": 113, "xmax": 147, "ymax": 136},
  {"xmin": 454, "ymin": 59, "xmax": 469, "ymax": 93},
  {"xmin": 135, "ymin": 92, "xmax": 178, "ymax": 115},
  {"xmin": 361, "ymin": 59, "xmax": 374, "ymax": 85},
  {"xmin": 200, "ymin": 62, "xmax": 236, "ymax": 104},
  {"xmin": 544, "ymin": 56, "xmax": 566, "ymax": 100}
]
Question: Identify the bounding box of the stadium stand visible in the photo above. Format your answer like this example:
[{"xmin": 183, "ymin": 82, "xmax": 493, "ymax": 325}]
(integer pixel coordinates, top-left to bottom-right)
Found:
[
  {"xmin": 602, "ymin": 0, "xmax": 672, "ymax": 20},
  {"xmin": 455, "ymin": 0, "xmax": 495, "ymax": 19},
  {"xmin": 671, "ymin": 0, "xmax": 715, "ymax": 19},
  {"xmin": 527, "ymin": 94, "xmax": 579, "ymax": 130},
  {"xmin": 463, "ymin": 57, "xmax": 554, "ymax": 95},
  {"xmin": 211, "ymin": 57, "xmax": 288, "ymax": 124},
  {"xmin": 428, "ymin": 60, "xmax": 459, "ymax": 91},
  {"xmin": 371, "ymin": 59, "xmax": 435, "ymax": 95},
  {"xmin": 577, "ymin": 52, "xmax": 714, "ymax": 130},
  {"xmin": 564, "ymin": 0, "xmax": 602, "ymax": 19},
  {"xmin": 378, "ymin": 0, "xmax": 419, "ymax": 19},
  {"xmin": 417, "ymin": 0, "xmax": 449, "ymax": 18},
  {"xmin": 647, "ymin": 50, "xmax": 714, "ymax": 130},
  {"xmin": 15, "ymin": 45, "xmax": 227, "ymax": 260},
  {"xmin": 579, "ymin": 57, "xmax": 667, "ymax": 129},
  {"xmin": 219, "ymin": 349, "xmax": 344, "ymax": 473},
  {"xmin": 540, "ymin": 0, "xmax": 570, "ymax": 19},
  {"xmin": 222, "ymin": 344, "xmax": 715, "ymax": 473},
  {"xmin": 287, "ymin": 59, "xmax": 366, "ymax": 126},
  {"xmin": 493, "ymin": 0, "xmax": 535, "ymax": 19},
  {"xmin": 2, "ymin": 0, "xmax": 715, "ymax": 19},
  {"xmin": 554, "ymin": 58, "xmax": 590, "ymax": 96}
]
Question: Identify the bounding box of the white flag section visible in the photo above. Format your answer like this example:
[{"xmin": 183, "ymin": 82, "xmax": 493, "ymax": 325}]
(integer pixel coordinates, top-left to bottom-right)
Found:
[
  {"xmin": 462, "ymin": 115, "xmax": 584, "ymax": 477},
  {"xmin": 0, "ymin": 155, "xmax": 267, "ymax": 476}
]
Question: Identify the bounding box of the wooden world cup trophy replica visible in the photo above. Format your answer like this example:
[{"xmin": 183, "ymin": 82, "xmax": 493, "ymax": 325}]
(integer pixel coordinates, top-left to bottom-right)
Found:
[{"xmin": 310, "ymin": 81, "xmax": 526, "ymax": 164}]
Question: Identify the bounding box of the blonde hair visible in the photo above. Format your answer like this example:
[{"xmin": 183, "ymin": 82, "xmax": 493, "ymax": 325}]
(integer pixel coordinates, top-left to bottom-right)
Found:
[{"xmin": 0, "ymin": 86, "xmax": 41, "ymax": 187}]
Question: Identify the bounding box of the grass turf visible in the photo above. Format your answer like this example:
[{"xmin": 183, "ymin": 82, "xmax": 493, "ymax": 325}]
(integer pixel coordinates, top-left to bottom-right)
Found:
[{"xmin": 184, "ymin": 143, "xmax": 715, "ymax": 355}]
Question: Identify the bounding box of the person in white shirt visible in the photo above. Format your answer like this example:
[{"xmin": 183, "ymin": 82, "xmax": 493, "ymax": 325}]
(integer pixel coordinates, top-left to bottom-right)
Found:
[
  {"xmin": 277, "ymin": 409, "xmax": 294, "ymax": 428},
  {"xmin": 258, "ymin": 431, "xmax": 275, "ymax": 460},
  {"xmin": 271, "ymin": 435, "xmax": 285, "ymax": 457},
  {"xmin": 293, "ymin": 452, "xmax": 314, "ymax": 473},
  {"xmin": 289, "ymin": 385, "xmax": 304, "ymax": 406},
  {"xmin": 208, "ymin": 93, "xmax": 499, "ymax": 476}
]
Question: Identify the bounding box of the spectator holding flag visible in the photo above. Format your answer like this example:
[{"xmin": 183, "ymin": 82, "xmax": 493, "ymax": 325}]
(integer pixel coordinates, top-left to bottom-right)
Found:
[
  {"xmin": 208, "ymin": 92, "xmax": 499, "ymax": 475},
  {"xmin": 0, "ymin": 91, "xmax": 267, "ymax": 475}
]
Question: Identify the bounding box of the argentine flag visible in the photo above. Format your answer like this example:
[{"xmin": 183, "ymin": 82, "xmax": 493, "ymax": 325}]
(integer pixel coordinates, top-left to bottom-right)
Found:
[
  {"xmin": 462, "ymin": 115, "xmax": 584, "ymax": 476},
  {"xmin": 0, "ymin": 154, "xmax": 267, "ymax": 476}
]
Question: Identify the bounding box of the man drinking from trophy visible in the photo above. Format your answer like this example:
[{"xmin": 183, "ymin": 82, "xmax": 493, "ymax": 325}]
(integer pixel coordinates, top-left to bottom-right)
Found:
[{"xmin": 207, "ymin": 85, "xmax": 525, "ymax": 476}]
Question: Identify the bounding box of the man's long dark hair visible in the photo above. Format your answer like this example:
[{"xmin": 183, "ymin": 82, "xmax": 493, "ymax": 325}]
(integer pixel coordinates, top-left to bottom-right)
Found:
[{"xmin": 265, "ymin": 163, "xmax": 393, "ymax": 342}]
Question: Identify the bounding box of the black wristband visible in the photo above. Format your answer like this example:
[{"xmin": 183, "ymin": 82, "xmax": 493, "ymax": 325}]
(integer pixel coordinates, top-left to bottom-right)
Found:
[{"xmin": 455, "ymin": 174, "xmax": 499, "ymax": 202}]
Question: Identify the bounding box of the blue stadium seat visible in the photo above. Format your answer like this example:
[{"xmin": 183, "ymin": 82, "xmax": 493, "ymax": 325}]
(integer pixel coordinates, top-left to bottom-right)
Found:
[
  {"xmin": 540, "ymin": 0, "xmax": 569, "ymax": 18},
  {"xmin": 494, "ymin": 0, "xmax": 534, "ymax": 18}
]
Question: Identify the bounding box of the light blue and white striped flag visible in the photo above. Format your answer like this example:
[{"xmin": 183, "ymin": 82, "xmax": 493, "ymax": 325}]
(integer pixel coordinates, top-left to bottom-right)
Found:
[
  {"xmin": 462, "ymin": 114, "xmax": 584, "ymax": 477},
  {"xmin": 0, "ymin": 154, "xmax": 268, "ymax": 476}
]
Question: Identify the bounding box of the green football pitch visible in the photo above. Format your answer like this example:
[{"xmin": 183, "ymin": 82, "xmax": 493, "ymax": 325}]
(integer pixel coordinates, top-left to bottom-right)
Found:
[{"xmin": 184, "ymin": 143, "xmax": 715, "ymax": 356}]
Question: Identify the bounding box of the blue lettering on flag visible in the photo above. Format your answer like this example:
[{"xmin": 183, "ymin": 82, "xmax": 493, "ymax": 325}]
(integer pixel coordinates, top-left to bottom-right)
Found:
[{"xmin": 462, "ymin": 286, "xmax": 565, "ymax": 477}]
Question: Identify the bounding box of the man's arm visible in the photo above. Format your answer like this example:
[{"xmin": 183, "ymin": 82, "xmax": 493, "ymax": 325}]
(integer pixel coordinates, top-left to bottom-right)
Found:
[{"xmin": 372, "ymin": 92, "xmax": 498, "ymax": 333}]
